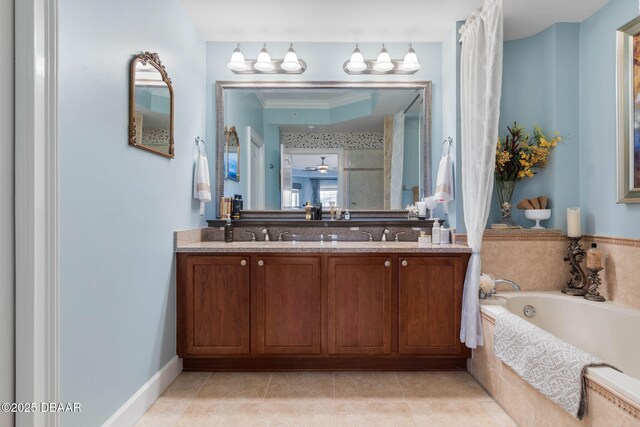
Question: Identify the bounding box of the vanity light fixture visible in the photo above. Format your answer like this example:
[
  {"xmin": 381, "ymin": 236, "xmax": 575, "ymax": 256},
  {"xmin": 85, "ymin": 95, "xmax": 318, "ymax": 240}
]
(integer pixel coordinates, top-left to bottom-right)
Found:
[
  {"xmin": 346, "ymin": 44, "xmax": 367, "ymax": 72},
  {"xmin": 343, "ymin": 43, "xmax": 421, "ymax": 75},
  {"xmin": 254, "ymin": 44, "xmax": 275, "ymax": 72},
  {"xmin": 227, "ymin": 43, "xmax": 307, "ymax": 74},
  {"xmin": 399, "ymin": 43, "xmax": 421, "ymax": 72},
  {"xmin": 373, "ymin": 44, "xmax": 394, "ymax": 72},
  {"xmin": 227, "ymin": 43, "xmax": 249, "ymax": 72}
]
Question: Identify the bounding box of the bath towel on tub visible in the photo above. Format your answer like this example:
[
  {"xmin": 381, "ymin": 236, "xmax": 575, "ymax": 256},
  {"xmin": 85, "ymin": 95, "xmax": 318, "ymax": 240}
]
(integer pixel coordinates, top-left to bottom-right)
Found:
[{"xmin": 494, "ymin": 312, "xmax": 617, "ymax": 419}]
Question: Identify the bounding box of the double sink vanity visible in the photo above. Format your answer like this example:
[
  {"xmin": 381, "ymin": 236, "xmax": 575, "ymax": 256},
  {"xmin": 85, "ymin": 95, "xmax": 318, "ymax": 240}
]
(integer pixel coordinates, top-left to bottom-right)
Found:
[{"xmin": 175, "ymin": 219, "xmax": 471, "ymax": 371}]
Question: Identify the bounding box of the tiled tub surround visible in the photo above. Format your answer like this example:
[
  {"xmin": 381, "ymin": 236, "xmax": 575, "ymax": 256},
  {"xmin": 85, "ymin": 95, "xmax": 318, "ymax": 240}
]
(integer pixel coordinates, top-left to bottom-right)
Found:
[
  {"xmin": 470, "ymin": 296, "xmax": 640, "ymax": 426},
  {"xmin": 454, "ymin": 230, "xmax": 640, "ymax": 310}
]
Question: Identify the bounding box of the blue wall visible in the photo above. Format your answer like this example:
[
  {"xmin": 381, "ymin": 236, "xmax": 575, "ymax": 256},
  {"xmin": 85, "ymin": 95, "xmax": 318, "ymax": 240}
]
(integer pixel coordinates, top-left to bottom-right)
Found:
[
  {"xmin": 58, "ymin": 0, "xmax": 205, "ymax": 425},
  {"xmin": 579, "ymin": 0, "xmax": 640, "ymax": 238},
  {"xmin": 497, "ymin": 23, "xmax": 580, "ymax": 229},
  {"xmin": 205, "ymin": 41, "xmax": 443, "ymax": 218}
]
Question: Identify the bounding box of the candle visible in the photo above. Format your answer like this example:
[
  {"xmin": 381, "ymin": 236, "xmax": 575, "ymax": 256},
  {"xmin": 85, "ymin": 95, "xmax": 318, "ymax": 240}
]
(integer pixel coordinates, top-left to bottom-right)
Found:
[{"xmin": 567, "ymin": 207, "xmax": 581, "ymax": 238}]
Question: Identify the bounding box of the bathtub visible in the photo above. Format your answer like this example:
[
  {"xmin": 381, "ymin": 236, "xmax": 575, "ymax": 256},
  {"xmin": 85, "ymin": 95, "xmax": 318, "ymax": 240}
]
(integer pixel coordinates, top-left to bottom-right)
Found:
[{"xmin": 481, "ymin": 291, "xmax": 640, "ymax": 409}]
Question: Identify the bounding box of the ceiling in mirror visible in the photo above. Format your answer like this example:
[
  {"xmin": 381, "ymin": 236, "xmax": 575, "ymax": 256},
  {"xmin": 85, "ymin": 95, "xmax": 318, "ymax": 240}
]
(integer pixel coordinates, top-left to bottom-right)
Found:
[{"xmin": 215, "ymin": 81, "xmax": 432, "ymax": 217}]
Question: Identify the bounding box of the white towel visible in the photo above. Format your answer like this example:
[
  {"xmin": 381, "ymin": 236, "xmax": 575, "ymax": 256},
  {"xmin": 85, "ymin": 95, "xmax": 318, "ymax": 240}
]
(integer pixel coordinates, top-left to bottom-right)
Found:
[
  {"xmin": 194, "ymin": 153, "xmax": 211, "ymax": 216},
  {"xmin": 434, "ymin": 137, "xmax": 454, "ymax": 202}
]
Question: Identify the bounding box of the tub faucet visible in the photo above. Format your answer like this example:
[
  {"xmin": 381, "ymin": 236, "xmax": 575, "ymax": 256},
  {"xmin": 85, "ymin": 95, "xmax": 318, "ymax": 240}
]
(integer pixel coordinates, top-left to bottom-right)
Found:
[{"xmin": 494, "ymin": 279, "xmax": 521, "ymax": 292}]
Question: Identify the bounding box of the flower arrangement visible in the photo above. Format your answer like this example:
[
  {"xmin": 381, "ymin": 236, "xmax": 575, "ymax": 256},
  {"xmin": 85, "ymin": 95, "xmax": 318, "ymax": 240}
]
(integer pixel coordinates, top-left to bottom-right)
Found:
[{"xmin": 495, "ymin": 122, "xmax": 563, "ymax": 182}]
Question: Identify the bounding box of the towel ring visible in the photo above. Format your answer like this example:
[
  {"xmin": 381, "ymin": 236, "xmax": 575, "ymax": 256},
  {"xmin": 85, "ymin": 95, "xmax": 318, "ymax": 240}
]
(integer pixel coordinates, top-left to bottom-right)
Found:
[
  {"xmin": 442, "ymin": 136, "xmax": 452, "ymax": 156},
  {"xmin": 195, "ymin": 136, "xmax": 206, "ymax": 156}
]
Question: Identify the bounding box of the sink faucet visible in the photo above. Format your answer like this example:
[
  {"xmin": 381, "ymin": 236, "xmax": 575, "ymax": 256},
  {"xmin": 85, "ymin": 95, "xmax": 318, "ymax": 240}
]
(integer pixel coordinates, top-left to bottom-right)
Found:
[
  {"xmin": 394, "ymin": 231, "xmax": 406, "ymax": 242},
  {"xmin": 261, "ymin": 228, "xmax": 270, "ymax": 242},
  {"xmin": 381, "ymin": 229, "xmax": 390, "ymax": 242},
  {"xmin": 361, "ymin": 230, "xmax": 374, "ymax": 241},
  {"xmin": 244, "ymin": 231, "xmax": 256, "ymax": 241},
  {"xmin": 277, "ymin": 231, "xmax": 290, "ymax": 241}
]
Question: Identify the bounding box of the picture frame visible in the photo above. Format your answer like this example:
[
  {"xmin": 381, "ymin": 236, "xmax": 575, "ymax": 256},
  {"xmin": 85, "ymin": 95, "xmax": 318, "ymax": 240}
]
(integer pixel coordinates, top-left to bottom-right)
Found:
[
  {"xmin": 225, "ymin": 126, "xmax": 240, "ymax": 182},
  {"xmin": 616, "ymin": 17, "xmax": 640, "ymax": 202}
]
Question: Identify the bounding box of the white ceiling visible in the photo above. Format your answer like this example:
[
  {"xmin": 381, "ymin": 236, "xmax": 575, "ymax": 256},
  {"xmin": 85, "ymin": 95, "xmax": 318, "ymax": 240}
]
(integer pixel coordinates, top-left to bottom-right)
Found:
[{"xmin": 181, "ymin": 0, "xmax": 607, "ymax": 42}]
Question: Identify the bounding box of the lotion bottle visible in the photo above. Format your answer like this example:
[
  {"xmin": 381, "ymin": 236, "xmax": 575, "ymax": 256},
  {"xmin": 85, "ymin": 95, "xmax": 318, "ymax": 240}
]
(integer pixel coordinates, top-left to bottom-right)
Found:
[
  {"xmin": 586, "ymin": 243, "xmax": 602, "ymax": 269},
  {"xmin": 224, "ymin": 215, "xmax": 233, "ymax": 243},
  {"xmin": 432, "ymin": 220, "xmax": 441, "ymax": 245}
]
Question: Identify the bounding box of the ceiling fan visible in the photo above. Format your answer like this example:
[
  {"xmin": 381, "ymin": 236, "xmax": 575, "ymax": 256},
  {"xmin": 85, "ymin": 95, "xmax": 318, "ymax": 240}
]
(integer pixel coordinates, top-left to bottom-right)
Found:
[{"xmin": 304, "ymin": 156, "xmax": 330, "ymax": 173}]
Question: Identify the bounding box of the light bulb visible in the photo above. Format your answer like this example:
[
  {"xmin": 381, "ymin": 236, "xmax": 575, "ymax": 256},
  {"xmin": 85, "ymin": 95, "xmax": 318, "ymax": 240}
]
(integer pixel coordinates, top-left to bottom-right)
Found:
[
  {"xmin": 281, "ymin": 43, "xmax": 302, "ymax": 72},
  {"xmin": 254, "ymin": 44, "xmax": 275, "ymax": 72},
  {"xmin": 227, "ymin": 44, "xmax": 248, "ymax": 72},
  {"xmin": 373, "ymin": 44, "xmax": 394, "ymax": 72},
  {"xmin": 346, "ymin": 44, "xmax": 367, "ymax": 72},
  {"xmin": 399, "ymin": 43, "xmax": 421, "ymax": 72}
]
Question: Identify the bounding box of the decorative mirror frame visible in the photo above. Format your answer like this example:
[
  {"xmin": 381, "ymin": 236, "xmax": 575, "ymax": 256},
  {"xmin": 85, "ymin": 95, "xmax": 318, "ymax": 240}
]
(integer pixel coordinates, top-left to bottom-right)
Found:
[
  {"xmin": 225, "ymin": 126, "xmax": 240, "ymax": 181},
  {"xmin": 215, "ymin": 81, "xmax": 432, "ymax": 217},
  {"xmin": 129, "ymin": 52, "xmax": 175, "ymax": 159}
]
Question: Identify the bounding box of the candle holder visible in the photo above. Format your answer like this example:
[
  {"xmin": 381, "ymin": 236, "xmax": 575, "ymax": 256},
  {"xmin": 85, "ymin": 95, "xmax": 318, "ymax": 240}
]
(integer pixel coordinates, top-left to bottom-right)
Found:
[
  {"xmin": 584, "ymin": 267, "xmax": 606, "ymax": 302},
  {"xmin": 562, "ymin": 237, "xmax": 588, "ymax": 296}
]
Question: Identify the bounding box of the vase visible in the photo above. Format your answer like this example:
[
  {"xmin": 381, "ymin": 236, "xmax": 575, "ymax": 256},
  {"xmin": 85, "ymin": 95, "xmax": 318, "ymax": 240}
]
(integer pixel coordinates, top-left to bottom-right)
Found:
[{"xmin": 495, "ymin": 180, "xmax": 516, "ymax": 225}]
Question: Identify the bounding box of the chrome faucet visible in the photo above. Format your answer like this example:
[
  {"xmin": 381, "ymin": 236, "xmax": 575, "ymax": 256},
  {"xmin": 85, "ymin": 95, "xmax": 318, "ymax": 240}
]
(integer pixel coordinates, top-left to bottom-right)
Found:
[
  {"xmin": 244, "ymin": 231, "xmax": 256, "ymax": 241},
  {"xmin": 361, "ymin": 230, "xmax": 374, "ymax": 241},
  {"xmin": 277, "ymin": 231, "xmax": 290, "ymax": 241},
  {"xmin": 394, "ymin": 231, "xmax": 406, "ymax": 242},
  {"xmin": 494, "ymin": 279, "xmax": 521, "ymax": 292},
  {"xmin": 381, "ymin": 229, "xmax": 390, "ymax": 242},
  {"xmin": 261, "ymin": 228, "xmax": 270, "ymax": 242}
]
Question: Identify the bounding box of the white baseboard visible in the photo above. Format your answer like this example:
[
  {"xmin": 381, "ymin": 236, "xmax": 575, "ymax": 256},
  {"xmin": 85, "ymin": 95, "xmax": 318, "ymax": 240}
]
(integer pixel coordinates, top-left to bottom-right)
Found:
[{"xmin": 102, "ymin": 356, "xmax": 182, "ymax": 427}]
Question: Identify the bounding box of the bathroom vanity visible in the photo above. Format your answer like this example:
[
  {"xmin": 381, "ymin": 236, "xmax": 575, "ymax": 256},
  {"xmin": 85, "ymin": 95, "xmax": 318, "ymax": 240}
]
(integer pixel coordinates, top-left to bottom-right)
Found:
[{"xmin": 175, "ymin": 240, "xmax": 471, "ymax": 371}]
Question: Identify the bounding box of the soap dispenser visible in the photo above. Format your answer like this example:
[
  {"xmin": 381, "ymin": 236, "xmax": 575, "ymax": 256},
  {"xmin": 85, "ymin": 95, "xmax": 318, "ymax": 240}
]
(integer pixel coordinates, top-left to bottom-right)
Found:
[
  {"xmin": 432, "ymin": 220, "xmax": 441, "ymax": 245},
  {"xmin": 224, "ymin": 215, "xmax": 234, "ymax": 243}
]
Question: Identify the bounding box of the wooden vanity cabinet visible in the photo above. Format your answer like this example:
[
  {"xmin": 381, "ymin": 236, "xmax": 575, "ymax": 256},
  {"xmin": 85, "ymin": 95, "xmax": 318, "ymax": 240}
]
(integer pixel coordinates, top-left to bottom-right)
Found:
[
  {"xmin": 177, "ymin": 251, "xmax": 470, "ymax": 370},
  {"xmin": 177, "ymin": 255, "xmax": 250, "ymax": 356},
  {"xmin": 254, "ymin": 255, "xmax": 321, "ymax": 355},
  {"xmin": 327, "ymin": 256, "xmax": 392, "ymax": 355}
]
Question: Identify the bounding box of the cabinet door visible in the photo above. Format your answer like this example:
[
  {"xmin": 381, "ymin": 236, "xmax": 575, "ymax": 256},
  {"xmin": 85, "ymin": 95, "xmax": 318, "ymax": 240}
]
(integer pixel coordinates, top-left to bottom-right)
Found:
[
  {"xmin": 180, "ymin": 255, "xmax": 250, "ymax": 356},
  {"xmin": 327, "ymin": 256, "xmax": 392, "ymax": 355},
  {"xmin": 255, "ymin": 255, "xmax": 322, "ymax": 354},
  {"xmin": 398, "ymin": 256, "xmax": 464, "ymax": 355}
]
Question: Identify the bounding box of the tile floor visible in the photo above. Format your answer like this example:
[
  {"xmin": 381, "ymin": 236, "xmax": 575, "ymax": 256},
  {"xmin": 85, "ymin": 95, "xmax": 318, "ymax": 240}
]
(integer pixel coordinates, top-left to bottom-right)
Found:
[{"xmin": 136, "ymin": 371, "xmax": 518, "ymax": 426}]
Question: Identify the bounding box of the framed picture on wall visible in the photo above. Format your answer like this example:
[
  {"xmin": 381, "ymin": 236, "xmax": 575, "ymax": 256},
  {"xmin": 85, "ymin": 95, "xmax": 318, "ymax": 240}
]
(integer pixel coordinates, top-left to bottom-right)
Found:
[{"xmin": 616, "ymin": 17, "xmax": 640, "ymax": 202}]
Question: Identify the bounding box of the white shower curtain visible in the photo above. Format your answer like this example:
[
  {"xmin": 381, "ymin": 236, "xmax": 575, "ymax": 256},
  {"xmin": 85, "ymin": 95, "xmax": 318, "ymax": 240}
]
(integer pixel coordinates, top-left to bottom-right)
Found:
[
  {"xmin": 390, "ymin": 111, "xmax": 405, "ymax": 210},
  {"xmin": 459, "ymin": 0, "xmax": 503, "ymax": 348}
]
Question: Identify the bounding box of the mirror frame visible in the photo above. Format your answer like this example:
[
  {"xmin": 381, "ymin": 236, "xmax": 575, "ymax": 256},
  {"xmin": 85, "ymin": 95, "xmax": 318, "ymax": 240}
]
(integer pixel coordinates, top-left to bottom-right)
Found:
[
  {"xmin": 129, "ymin": 52, "xmax": 175, "ymax": 159},
  {"xmin": 215, "ymin": 81, "xmax": 432, "ymax": 217},
  {"xmin": 225, "ymin": 126, "xmax": 240, "ymax": 181}
]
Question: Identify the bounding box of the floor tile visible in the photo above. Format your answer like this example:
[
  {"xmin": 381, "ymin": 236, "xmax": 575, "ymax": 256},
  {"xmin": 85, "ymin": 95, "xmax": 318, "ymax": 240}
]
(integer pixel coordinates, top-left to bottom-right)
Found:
[
  {"xmin": 334, "ymin": 372, "xmax": 404, "ymax": 400},
  {"xmin": 408, "ymin": 401, "xmax": 500, "ymax": 427},
  {"xmin": 335, "ymin": 400, "xmax": 415, "ymax": 427},
  {"xmin": 480, "ymin": 401, "xmax": 519, "ymax": 427},
  {"xmin": 134, "ymin": 397, "xmax": 189, "ymax": 427},
  {"xmin": 264, "ymin": 372, "xmax": 334, "ymax": 401},
  {"xmin": 160, "ymin": 371, "xmax": 210, "ymax": 401},
  {"xmin": 397, "ymin": 371, "xmax": 492, "ymax": 401},
  {"xmin": 177, "ymin": 401, "xmax": 262, "ymax": 427},
  {"xmin": 260, "ymin": 400, "xmax": 336, "ymax": 426},
  {"xmin": 194, "ymin": 372, "xmax": 272, "ymax": 402}
]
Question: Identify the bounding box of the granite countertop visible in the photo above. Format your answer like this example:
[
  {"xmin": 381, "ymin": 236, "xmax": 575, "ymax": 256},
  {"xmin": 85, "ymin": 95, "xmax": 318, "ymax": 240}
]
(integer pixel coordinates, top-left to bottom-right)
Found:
[{"xmin": 175, "ymin": 241, "xmax": 472, "ymax": 254}]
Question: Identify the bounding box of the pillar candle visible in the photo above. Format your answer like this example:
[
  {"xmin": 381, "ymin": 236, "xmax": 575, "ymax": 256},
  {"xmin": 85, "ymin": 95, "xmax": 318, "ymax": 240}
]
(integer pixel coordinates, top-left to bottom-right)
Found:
[{"xmin": 567, "ymin": 207, "xmax": 581, "ymax": 238}]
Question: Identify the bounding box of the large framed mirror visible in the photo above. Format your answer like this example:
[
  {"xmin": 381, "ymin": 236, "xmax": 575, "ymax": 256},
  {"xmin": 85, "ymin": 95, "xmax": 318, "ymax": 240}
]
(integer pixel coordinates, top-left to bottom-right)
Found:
[
  {"xmin": 215, "ymin": 81, "xmax": 432, "ymax": 217},
  {"xmin": 129, "ymin": 52, "xmax": 175, "ymax": 158}
]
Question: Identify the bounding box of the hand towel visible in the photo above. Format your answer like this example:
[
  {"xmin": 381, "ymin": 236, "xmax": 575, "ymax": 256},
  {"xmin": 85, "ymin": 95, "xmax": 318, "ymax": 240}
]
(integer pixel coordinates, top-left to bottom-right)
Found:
[
  {"xmin": 434, "ymin": 137, "xmax": 454, "ymax": 202},
  {"xmin": 194, "ymin": 153, "xmax": 211, "ymax": 216}
]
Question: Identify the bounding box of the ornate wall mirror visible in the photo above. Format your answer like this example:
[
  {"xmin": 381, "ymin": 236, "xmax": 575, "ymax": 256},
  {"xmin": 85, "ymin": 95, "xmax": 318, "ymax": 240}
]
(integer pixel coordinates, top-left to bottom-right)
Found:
[
  {"xmin": 129, "ymin": 52, "xmax": 175, "ymax": 158},
  {"xmin": 215, "ymin": 81, "xmax": 432, "ymax": 217},
  {"xmin": 225, "ymin": 126, "xmax": 240, "ymax": 181}
]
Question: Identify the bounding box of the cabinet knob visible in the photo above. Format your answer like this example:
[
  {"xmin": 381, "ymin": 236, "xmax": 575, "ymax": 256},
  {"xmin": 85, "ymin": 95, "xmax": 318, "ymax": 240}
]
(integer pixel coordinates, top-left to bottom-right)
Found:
[
  {"xmin": 401, "ymin": 260, "xmax": 408, "ymax": 267},
  {"xmin": 258, "ymin": 260, "xmax": 264, "ymax": 267},
  {"xmin": 384, "ymin": 260, "xmax": 391, "ymax": 268},
  {"xmin": 240, "ymin": 260, "xmax": 247, "ymax": 266}
]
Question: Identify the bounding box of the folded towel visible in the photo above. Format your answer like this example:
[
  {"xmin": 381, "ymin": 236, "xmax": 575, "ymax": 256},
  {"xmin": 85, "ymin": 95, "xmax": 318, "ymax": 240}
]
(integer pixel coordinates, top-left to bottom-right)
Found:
[
  {"xmin": 434, "ymin": 137, "xmax": 453, "ymax": 201},
  {"xmin": 494, "ymin": 312, "xmax": 617, "ymax": 419},
  {"xmin": 194, "ymin": 153, "xmax": 211, "ymax": 216}
]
